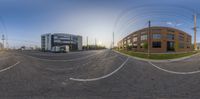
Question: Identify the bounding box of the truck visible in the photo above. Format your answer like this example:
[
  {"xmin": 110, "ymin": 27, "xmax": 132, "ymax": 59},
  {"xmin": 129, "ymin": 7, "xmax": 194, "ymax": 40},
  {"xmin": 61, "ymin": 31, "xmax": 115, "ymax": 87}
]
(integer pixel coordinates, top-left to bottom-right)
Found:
[
  {"xmin": 51, "ymin": 46, "xmax": 60, "ymax": 53},
  {"xmin": 51, "ymin": 45, "xmax": 70, "ymax": 53},
  {"xmin": 64, "ymin": 45, "xmax": 69, "ymax": 52}
]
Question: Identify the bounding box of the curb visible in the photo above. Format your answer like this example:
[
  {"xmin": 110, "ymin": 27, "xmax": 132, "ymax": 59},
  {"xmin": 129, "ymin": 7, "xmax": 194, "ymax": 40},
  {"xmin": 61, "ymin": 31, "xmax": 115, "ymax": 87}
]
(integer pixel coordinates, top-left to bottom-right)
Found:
[{"xmin": 113, "ymin": 50, "xmax": 200, "ymax": 62}]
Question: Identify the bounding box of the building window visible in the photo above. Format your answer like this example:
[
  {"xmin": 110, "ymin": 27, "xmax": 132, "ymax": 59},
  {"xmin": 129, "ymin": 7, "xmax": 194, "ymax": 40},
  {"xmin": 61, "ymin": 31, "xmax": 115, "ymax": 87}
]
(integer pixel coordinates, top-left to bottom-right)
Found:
[
  {"xmin": 167, "ymin": 34, "xmax": 174, "ymax": 40},
  {"xmin": 152, "ymin": 42, "xmax": 161, "ymax": 48},
  {"xmin": 133, "ymin": 43, "xmax": 137, "ymax": 48},
  {"xmin": 186, "ymin": 36, "xmax": 191, "ymax": 42},
  {"xmin": 179, "ymin": 36, "xmax": 184, "ymax": 41},
  {"xmin": 141, "ymin": 31, "xmax": 147, "ymax": 35},
  {"xmin": 168, "ymin": 30, "xmax": 175, "ymax": 34},
  {"xmin": 133, "ymin": 37, "xmax": 137, "ymax": 42},
  {"xmin": 153, "ymin": 34, "xmax": 161, "ymax": 39},
  {"xmin": 128, "ymin": 43, "xmax": 132, "ymax": 46},
  {"xmin": 133, "ymin": 33, "xmax": 138, "ymax": 37},
  {"xmin": 179, "ymin": 32, "xmax": 184, "ymax": 35},
  {"xmin": 179, "ymin": 43, "xmax": 184, "ymax": 48},
  {"xmin": 141, "ymin": 35, "xmax": 147, "ymax": 41},
  {"xmin": 179, "ymin": 33, "xmax": 185, "ymax": 41},
  {"xmin": 123, "ymin": 41, "xmax": 126, "ymax": 44},
  {"xmin": 127, "ymin": 39, "xmax": 131, "ymax": 44}
]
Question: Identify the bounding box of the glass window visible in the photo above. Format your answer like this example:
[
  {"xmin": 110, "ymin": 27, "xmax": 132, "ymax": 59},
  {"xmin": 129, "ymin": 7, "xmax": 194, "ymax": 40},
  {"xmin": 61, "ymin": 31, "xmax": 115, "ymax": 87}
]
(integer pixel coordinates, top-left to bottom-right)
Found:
[
  {"xmin": 133, "ymin": 33, "xmax": 138, "ymax": 37},
  {"xmin": 167, "ymin": 34, "xmax": 174, "ymax": 40},
  {"xmin": 179, "ymin": 36, "xmax": 184, "ymax": 41},
  {"xmin": 128, "ymin": 43, "xmax": 132, "ymax": 46},
  {"xmin": 141, "ymin": 31, "xmax": 147, "ymax": 35},
  {"xmin": 152, "ymin": 42, "xmax": 161, "ymax": 48},
  {"xmin": 127, "ymin": 39, "xmax": 131, "ymax": 44},
  {"xmin": 123, "ymin": 40, "xmax": 126, "ymax": 44},
  {"xmin": 179, "ymin": 43, "xmax": 184, "ymax": 48},
  {"xmin": 179, "ymin": 32, "xmax": 184, "ymax": 36},
  {"xmin": 186, "ymin": 36, "xmax": 191, "ymax": 42},
  {"xmin": 168, "ymin": 30, "xmax": 175, "ymax": 33},
  {"xmin": 133, "ymin": 43, "xmax": 137, "ymax": 48},
  {"xmin": 133, "ymin": 37, "xmax": 137, "ymax": 42},
  {"xmin": 141, "ymin": 35, "xmax": 147, "ymax": 41},
  {"xmin": 153, "ymin": 34, "xmax": 161, "ymax": 39}
]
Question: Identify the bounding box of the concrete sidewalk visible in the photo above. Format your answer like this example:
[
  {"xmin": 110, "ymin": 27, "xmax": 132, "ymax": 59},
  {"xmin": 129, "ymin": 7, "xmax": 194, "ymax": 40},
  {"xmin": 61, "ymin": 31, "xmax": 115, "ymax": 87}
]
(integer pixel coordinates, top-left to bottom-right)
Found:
[{"xmin": 113, "ymin": 50, "xmax": 200, "ymax": 62}]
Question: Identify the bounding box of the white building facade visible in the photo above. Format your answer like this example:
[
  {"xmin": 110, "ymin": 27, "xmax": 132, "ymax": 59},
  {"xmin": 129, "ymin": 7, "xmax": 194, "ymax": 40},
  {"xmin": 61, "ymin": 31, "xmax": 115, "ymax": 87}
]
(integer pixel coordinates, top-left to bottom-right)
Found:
[{"xmin": 41, "ymin": 33, "xmax": 82, "ymax": 51}]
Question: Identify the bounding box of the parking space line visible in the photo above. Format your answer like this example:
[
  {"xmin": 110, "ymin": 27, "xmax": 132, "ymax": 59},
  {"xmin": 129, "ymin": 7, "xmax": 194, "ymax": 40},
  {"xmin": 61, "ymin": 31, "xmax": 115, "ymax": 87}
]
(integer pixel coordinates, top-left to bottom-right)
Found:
[
  {"xmin": 69, "ymin": 57, "xmax": 129, "ymax": 82},
  {"xmin": 0, "ymin": 61, "xmax": 21, "ymax": 73},
  {"xmin": 148, "ymin": 61, "xmax": 200, "ymax": 75}
]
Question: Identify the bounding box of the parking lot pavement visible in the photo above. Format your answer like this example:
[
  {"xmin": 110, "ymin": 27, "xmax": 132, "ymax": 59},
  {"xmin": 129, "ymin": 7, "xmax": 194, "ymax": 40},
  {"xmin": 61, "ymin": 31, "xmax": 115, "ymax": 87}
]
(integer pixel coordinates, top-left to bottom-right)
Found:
[
  {"xmin": 15, "ymin": 50, "xmax": 105, "ymax": 60},
  {"xmin": 0, "ymin": 51, "xmax": 11, "ymax": 59},
  {"xmin": 1, "ymin": 50, "xmax": 200, "ymax": 98},
  {"xmin": 150, "ymin": 53, "xmax": 200, "ymax": 72},
  {"xmin": 0, "ymin": 52, "xmax": 20, "ymax": 72}
]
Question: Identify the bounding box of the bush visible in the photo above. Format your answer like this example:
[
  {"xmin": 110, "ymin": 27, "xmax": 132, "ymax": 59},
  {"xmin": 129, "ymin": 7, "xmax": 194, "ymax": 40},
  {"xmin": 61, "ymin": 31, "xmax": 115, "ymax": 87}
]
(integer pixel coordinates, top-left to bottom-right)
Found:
[{"xmin": 143, "ymin": 42, "xmax": 148, "ymax": 49}]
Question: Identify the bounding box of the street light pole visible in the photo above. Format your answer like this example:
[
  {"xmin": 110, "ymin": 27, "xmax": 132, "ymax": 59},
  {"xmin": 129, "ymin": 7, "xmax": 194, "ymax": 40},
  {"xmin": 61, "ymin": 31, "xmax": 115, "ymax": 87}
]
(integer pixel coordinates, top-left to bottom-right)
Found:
[
  {"xmin": 194, "ymin": 13, "xmax": 197, "ymax": 50},
  {"xmin": 113, "ymin": 32, "xmax": 114, "ymax": 49},
  {"xmin": 95, "ymin": 38, "xmax": 97, "ymax": 50},
  {"xmin": 148, "ymin": 21, "xmax": 151, "ymax": 58},
  {"xmin": 86, "ymin": 36, "xmax": 88, "ymax": 50}
]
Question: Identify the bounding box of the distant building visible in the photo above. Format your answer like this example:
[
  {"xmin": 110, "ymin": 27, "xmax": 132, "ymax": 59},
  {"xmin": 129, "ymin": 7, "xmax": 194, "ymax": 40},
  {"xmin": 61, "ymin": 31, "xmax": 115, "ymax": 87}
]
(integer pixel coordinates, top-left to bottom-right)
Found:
[
  {"xmin": 118, "ymin": 26, "xmax": 192, "ymax": 53},
  {"xmin": 41, "ymin": 33, "xmax": 82, "ymax": 52}
]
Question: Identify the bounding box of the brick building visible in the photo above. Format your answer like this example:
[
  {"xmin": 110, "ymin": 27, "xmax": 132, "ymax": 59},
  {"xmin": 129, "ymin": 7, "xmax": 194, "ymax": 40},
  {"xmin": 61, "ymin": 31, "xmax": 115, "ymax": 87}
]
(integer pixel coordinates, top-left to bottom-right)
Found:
[{"xmin": 117, "ymin": 26, "xmax": 192, "ymax": 53}]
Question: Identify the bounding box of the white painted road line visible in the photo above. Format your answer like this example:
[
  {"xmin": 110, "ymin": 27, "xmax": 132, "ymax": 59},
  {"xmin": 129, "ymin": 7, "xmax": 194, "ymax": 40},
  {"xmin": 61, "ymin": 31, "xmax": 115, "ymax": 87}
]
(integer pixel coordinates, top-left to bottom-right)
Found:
[
  {"xmin": 148, "ymin": 61, "xmax": 200, "ymax": 75},
  {"xmin": 0, "ymin": 61, "xmax": 20, "ymax": 73},
  {"xmin": 69, "ymin": 57, "xmax": 129, "ymax": 82}
]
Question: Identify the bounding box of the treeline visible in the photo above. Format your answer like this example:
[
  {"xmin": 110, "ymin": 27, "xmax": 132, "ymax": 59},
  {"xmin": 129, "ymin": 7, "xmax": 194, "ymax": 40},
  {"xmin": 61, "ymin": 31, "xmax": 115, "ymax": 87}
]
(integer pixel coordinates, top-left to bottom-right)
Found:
[{"xmin": 82, "ymin": 45, "xmax": 106, "ymax": 50}]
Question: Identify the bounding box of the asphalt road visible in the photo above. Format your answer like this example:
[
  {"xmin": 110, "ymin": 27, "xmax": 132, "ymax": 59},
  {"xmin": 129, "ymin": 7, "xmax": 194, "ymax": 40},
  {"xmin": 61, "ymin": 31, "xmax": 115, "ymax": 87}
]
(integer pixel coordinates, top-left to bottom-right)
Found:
[{"xmin": 0, "ymin": 49, "xmax": 200, "ymax": 99}]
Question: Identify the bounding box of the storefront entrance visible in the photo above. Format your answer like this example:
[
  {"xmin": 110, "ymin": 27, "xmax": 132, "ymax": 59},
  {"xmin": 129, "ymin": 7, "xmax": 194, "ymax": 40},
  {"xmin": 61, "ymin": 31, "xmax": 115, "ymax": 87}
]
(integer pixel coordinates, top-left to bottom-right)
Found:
[{"xmin": 167, "ymin": 41, "xmax": 175, "ymax": 51}]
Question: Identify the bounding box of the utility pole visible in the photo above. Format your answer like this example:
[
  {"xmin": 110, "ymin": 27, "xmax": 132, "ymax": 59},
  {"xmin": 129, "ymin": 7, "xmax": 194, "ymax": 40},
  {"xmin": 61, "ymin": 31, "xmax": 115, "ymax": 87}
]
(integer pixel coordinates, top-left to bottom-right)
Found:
[
  {"xmin": 70, "ymin": 35, "xmax": 72, "ymax": 51},
  {"xmin": 148, "ymin": 21, "xmax": 151, "ymax": 58},
  {"xmin": 6, "ymin": 42, "xmax": 9, "ymax": 49},
  {"xmin": 86, "ymin": 36, "xmax": 88, "ymax": 50},
  {"xmin": 194, "ymin": 13, "xmax": 197, "ymax": 50},
  {"xmin": 2, "ymin": 34, "xmax": 5, "ymax": 49},
  {"xmin": 113, "ymin": 32, "xmax": 114, "ymax": 49}
]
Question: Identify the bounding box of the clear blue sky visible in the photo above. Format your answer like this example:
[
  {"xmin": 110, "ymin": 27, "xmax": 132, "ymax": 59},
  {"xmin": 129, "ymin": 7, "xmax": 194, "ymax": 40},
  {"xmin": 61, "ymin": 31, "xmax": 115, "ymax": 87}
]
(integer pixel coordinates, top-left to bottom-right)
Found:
[{"xmin": 0, "ymin": 0, "xmax": 200, "ymax": 48}]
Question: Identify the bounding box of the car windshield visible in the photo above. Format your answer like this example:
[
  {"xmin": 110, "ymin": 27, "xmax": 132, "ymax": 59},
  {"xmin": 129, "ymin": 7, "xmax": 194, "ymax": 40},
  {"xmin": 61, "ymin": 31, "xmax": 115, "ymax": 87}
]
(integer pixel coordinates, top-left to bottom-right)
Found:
[{"xmin": 0, "ymin": 0, "xmax": 200, "ymax": 99}]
